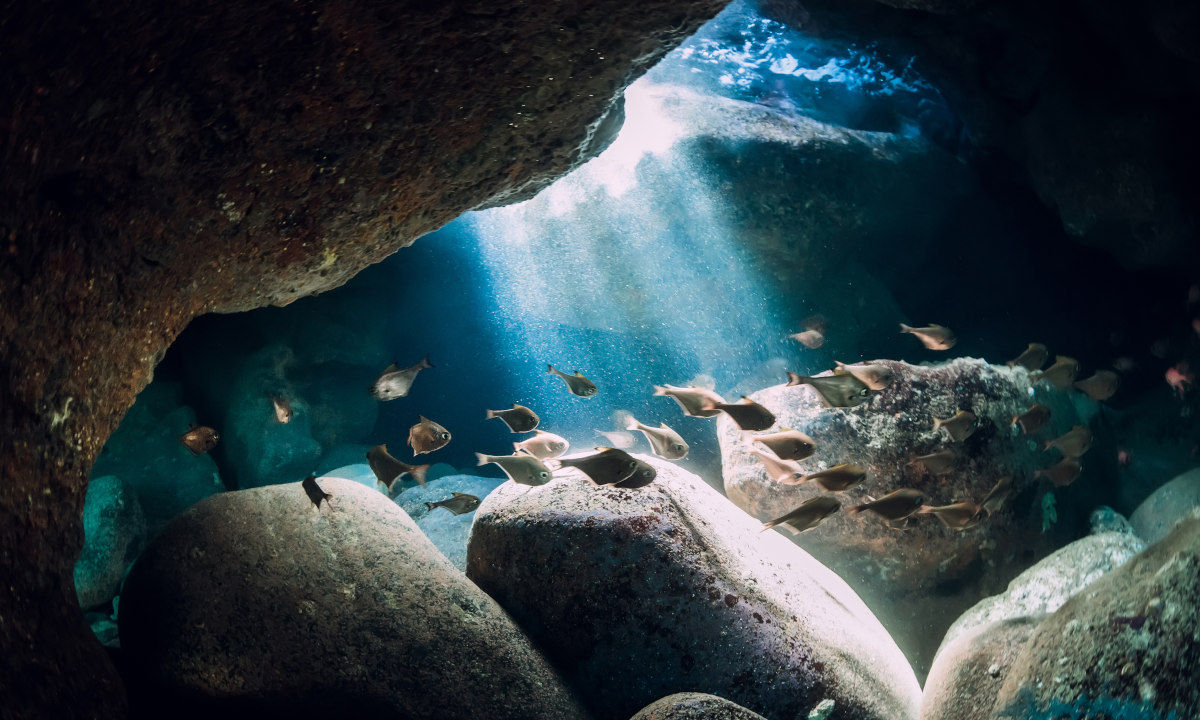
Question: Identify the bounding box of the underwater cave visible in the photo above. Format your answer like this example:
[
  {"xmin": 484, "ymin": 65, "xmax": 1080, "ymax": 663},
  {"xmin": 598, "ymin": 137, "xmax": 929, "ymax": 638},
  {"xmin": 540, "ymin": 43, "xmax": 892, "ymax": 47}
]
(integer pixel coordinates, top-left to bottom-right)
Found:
[{"xmin": 2, "ymin": 1, "xmax": 1200, "ymax": 719}]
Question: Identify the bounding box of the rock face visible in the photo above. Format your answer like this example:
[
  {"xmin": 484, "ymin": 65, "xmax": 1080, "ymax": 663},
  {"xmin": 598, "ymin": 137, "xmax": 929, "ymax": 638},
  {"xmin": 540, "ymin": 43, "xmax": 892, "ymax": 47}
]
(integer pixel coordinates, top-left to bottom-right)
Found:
[
  {"xmin": 920, "ymin": 617, "xmax": 1042, "ymax": 720},
  {"xmin": 630, "ymin": 693, "xmax": 769, "ymax": 720},
  {"xmin": 466, "ymin": 454, "xmax": 921, "ymax": 720},
  {"xmin": 994, "ymin": 512, "xmax": 1200, "ymax": 718},
  {"xmin": 0, "ymin": 0, "xmax": 726, "ymax": 713},
  {"xmin": 74, "ymin": 476, "xmax": 146, "ymax": 611},
  {"xmin": 119, "ymin": 478, "xmax": 588, "ymax": 720},
  {"xmin": 1130, "ymin": 467, "xmax": 1200, "ymax": 544}
]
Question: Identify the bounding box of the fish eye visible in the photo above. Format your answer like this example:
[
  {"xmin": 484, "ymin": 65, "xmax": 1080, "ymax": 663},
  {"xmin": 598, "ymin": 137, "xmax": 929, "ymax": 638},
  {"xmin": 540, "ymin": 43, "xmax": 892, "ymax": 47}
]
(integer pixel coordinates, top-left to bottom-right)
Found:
[
  {"xmin": 642, "ymin": 469, "xmax": 652, "ymax": 477},
  {"xmin": 539, "ymin": 471, "xmax": 549, "ymax": 479},
  {"xmin": 440, "ymin": 432, "xmax": 449, "ymax": 440},
  {"xmin": 626, "ymin": 461, "xmax": 636, "ymax": 469}
]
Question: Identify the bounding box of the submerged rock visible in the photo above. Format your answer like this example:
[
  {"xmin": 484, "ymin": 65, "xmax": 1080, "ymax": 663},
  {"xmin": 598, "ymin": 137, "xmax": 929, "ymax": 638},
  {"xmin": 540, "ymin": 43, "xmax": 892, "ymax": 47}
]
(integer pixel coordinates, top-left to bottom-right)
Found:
[
  {"xmin": 74, "ymin": 476, "xmax": 146, "ymax": 611},
  {"xmin": 920, "ymin": 617, "xmax": 1042, "ymax": 720},
  {"xmin": 466, "ymin": 454, "xmax": 920, "ymax": 720},
  {"xmin": 1130, "ymin": 466, "xmax": 1200, "ymax": 544},
  {"xmin": 119, "ymin": 478, "xmax": 587, "ymax": 720},
  {"xmin": 629, "ymin": 693, "xmax": 768, "ymax": 720},
  {"xmin": 994, "ymin": 512, "xmax": 1200, "ymax": 718},
  {"xmin": 396, "ymin": 473, "xmax": 504, "ymax": 570}
]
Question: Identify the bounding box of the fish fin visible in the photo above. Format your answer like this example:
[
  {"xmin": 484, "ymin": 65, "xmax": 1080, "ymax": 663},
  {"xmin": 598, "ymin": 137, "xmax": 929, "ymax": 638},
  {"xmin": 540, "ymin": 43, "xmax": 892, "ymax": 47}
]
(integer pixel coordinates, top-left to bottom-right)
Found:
[
  {"xmin": 514, "ymin": 443, "xmax": 529, "ymax": 455},
  {"xmin": 785, "ymin": 372, "xmax": 804, "ymax": 386},
  {"xmin": 485, "ymin": 409, "xmax": 496, "ymax": 419},
  {"xmin": 899, "ymin": 323, "xmax": 912, "ymax": 334},
  {"xmin": 424, "ymin": 502, "xmax": 436, "ymax": 510},
  {"xmin": 761, "ymin": 519, "xmax": 782, "ymax": 532},
  {"xmin": 573, "ymin": 370, "xmax": 583, "ymax": 376},
  {"xmin": 421, "ymin": 355, "xmax": 433, "ymax": 369},
  {"xmin": 384, "ymin": 362, "xmax": 399, "ymax": 373},
  {"xmin": 652, "ymin": 385, "xmax": 667, "ymax": 396},
  {"xmin": 546, "ymin": 364, "xmax": 556, "ymax": 374},
  {"xmin": 451, "ymin": 492, "xmax": 469, "ymax": 498},
  {"xmin": 624, "ymin": 415, "xmax": 639, "ymax": 431},
  {"xmin": 659, "ymin": 422, "xmax": 671, "ymax": 430},
  {"xmin": 475, "ymin": 452, "xmax": 489, "ymax": 467},
  {"xmin": 846, "ymin": 506, "xmax": 865, "ymax": 515},
  {"xmin": 419, "ymin": 415, "xmax": 429, "ymax": 423},
  {"xmin": 595, "ymin": 446, "xmax": 613, "ymax": 452},
  {"xmin": 933, "ymin": 417, "xmax": 944, "ymax": 430}
]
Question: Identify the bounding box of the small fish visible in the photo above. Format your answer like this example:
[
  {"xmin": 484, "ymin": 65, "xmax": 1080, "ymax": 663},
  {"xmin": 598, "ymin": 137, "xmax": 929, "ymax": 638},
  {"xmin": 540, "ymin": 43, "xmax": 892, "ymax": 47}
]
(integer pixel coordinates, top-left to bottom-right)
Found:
[
  {"xmin": 594, "ymin": 429, "xmax": 637, "ymax": 449},
  {"xmin": 1166, "ymin": 363, "xmax": 1194, "ymax": 398},
  {"xmin": 1117, "ymin": 449, "xmax": 1132, "ymax": 467},
  {"xmin": 514, "ymin": 430, "xmax": 570, "ymax": 459},
  {"xmin": 762, "ymin": 496, "xmax": 841, "ymax": 534},
  {"xmin": 180, "ymin": 425, "xmax": 220, "ymax": 455},
  {"xmin": 933, "ymin": 410, "xmax": 978, "ymax": 442},
  {"xmin": 752, "ymin": 429, "xmax": 816, "ymax": 461},
  {"xmin": 558, "ymin": 447, "xmax": 641, "ymax": 485},
  {"xmin": 652, "ymin": 384, "xmax": 726, "ymax": 418},
  {"xmin": 847, "ymin": 489, "xmax": 926, "ymax": 521},
  {"xmin": 918, "ymin": 502, "xmax": 982, "ymax": 530},
  {"xmin": 271, "ymin": 396, "xmax": 293, "ymax": 423},
  {"xmin": 1043, "ymin": 425, "xmax": 1092, "ymax": 458},
  {"xmin": 408, "ymin": 416, "xmax": 451, "ymax": 455},
  {"xmin": 834, "ymin": 361, "xmax": 895, "ymax": 390},
  {"xmin": 751, "ymin": 449, "xmax": 805, "ymax": 484},
  {"xmin": 1007, "ymin": 343, "xmax": 1049, "ymax": 371},
  {"xmin": 625, "ymin": 416, "xmax": 688, "ymax": 460},
  {"xmin": 980, "ymin": 476, "xmax": 1012, "ymax": 515},
  {"xmin": 547, "ymin": 365, "xmax": 598, "ymax": 398},
  {"xmin": 301, "ymin": 475, "xmax": 331, "ymax": 509},
  {"xmin": 1036, "ymin": 457, "xmax": 1082, "ymax": 487},
  {"xmin": 899, "ymin": 323, "xmax": 956, "ymax": 351},
  {"xmin": 1033, "ymin": 356, "xmax": 1080, "ymax": 389},
  {"xmin": 795, "ymin": 464, "xmax": 867, "ymax": 492},
  {"xmin": 785, "ymin": 372, "xmax": 871, "ymax": 408},
  {"xmin": 425, "ymin": 492, "xmax": 481, "ymax": 516},
  {"xmin": 1012, "ymin": 404, "xmax": 1051, "ymax": 434},
  {"xmin": 910, "ymin": 449, "xmax": 956, "ymax": 475},
  {"xmin": 789, "ymin": 329, "xmax": 825, "ymax": 349},
  {"xmin": 476, "ymin": 452, "xmax": 552, "ymax": 486},
  {"xmin": 366, "ymin": 444, "xmax": 430, "ymax": 489},
  {"xmin": 615, "ymin": 457, "xmax": 657, "ymax": 489},
  {"xmin": 371, "ymin": 355, "xmax": 433, "ymax": 401},
  {"xmin": 704, "ymin": 397, "xmax": 776, "ymax": 431},
  {"xmin": 486, "ymin": 404, "xmax": 540, "ymax": 433},
  {"xmin": 1074, "ymin": 370, "xmax": 1120, "ymax": 401}
]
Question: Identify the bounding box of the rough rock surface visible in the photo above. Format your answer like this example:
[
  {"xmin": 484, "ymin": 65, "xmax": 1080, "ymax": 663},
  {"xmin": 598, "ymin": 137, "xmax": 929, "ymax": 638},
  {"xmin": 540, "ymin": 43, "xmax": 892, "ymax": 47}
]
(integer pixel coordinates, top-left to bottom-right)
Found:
[
  {"xmin": 993, "ymin": 512, "xmax": 1200, "ymax": 718},
  {"xmin": 119, "ymin": 478, "xmax": 588, "ymax": 720},
  {"xmin": 466, "ymin": 454, "xmax": 921, "ymax": 720},
  {"xmin": 0, "ymin": 0, "xmax": 726, "ymax": 713},
  {"xmin": 1130, "ymin": 467, "xmax": 1200, "ymax": 544},
  {"xmin": 74, "ymin": 476, "xmax": 146, "ymax": 611},
  {"xmin": 920, "ymin": 617, "xmax": 1042, "ymax": 720},
  {"xmin": 629, "ymin": 693, "xmax": 769, "ymax": 720}
]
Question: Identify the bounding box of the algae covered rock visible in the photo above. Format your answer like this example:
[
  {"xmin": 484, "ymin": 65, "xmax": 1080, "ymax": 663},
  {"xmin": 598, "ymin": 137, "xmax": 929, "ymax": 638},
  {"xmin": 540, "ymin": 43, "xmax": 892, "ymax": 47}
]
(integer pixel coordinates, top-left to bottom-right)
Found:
[
  {"xmin": 74, "ymin": 475, "xmax": 146, "ymax": 610},
  {"xmin": 920, "ymin": 617, "xmax": 1042, "ymax": 720},
  {"xmin": 119, "ymin": 478, "xmax": 587, "ymax": 720},
  {"xmin": 629, "ymin": 693, "xmax": 768, "ymax": 720},
  {"xmin": 1130, "ymin": 466, "xmax": 1200, "ymax": 544},
  {"xmin": 466, "ymin": 454, "xmax": 921, "ymax": 720}
]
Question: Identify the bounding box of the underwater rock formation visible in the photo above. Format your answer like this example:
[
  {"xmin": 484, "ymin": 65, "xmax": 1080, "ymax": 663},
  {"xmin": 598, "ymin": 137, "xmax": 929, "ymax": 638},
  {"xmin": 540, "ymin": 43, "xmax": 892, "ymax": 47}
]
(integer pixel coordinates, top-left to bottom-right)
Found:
[
  {"xmin": 629, "ymin": 693, "xmax": 770, "ymax": 720},
  {"xmin": 119, "ymin": 477, "xmax": 588, "ymax": 720},
  {"xmin": 73, "ymin": 476, "xmax": 145, "ymax": 611},
  {"xmin": 993, "ymin": 511, "xmax": 1200, "ymax": 718},
  {"xmin": 919, "ymin": 616, "xmax": 1042, "ymax": 720},
  {"xmin": 1130, "ymin": 466, "xmax": 1200, "ymax": 544},
  {"xmin": 466, "ymin": 454, "xmax": 921, "ymax": 720},
  {"xmin": 394, "ymin": 472, "xmax": 503, "ymax": 570}
]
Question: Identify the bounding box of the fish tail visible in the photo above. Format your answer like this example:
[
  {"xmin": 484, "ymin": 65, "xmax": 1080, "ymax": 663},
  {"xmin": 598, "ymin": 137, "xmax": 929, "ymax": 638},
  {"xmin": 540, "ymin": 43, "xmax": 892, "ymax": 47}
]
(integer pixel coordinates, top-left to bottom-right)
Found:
[
  {"xmin": 760, "ymin": 520, "xmax": 781, "ymax": 532},
  {"xmin": 652, "ymin": 385, "xmax": 667, "ymax": 396},
  {"xmin": 846, "ymin": 505, "xmax": 865, "ymax": 515},
  {"xmin": 785, "ymin": 372, "xmax": 807, "ymax": 386},
  {"xmin": 485, "ymin": 409, "xmax": 495, "ymax": 419},
  {"xmin": 421, "ymin": 355, "xmax": 434, "ymax": 369},
  {"xmin": 624, "ymin": 415, "xmax": 639, "ymax": 431},
  {"xmin": 933, "ymin": 417, "xmax": 944, "ymax": 430},
  {"xmin": 513, "ymin": 442, "xmax": 524, "ymax": 454},
  {"xmin": 424, "ymin": 502, "xmax": 436, "ymax": 511},
  {"xmin": 475, "ymin": 452, "xmax": 490, "ymax": 467},
  {"xmin": 899, "ymin": 323, "xmax": 912, "ymax": 334},
  {"xmin": 546, "ymin": 364, "xmax": 556, "ymax": 375}
]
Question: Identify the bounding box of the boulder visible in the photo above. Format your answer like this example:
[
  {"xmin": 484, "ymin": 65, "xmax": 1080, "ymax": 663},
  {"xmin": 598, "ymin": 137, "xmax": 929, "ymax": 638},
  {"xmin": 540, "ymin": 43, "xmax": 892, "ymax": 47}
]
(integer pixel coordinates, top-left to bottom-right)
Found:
[
  {"xmin": 920, "ymin": 617, "xmax": 1042, "ymax": 720},
  {"xmin": 993, "ymin": 512, "xmax": 1200, "ymax": 718},
  {"xmin": 466, "ymin": 454, "xmax": 921, "ymax": 720},
  {"xmin": 74, "ymin": 476, "xmax": 146, "ymax": 610},
  {"xmin": 395, "ymin": 473, "xmax": 504, "ymax": 570},
  {"xmin": 1130, "ymin": 467, "xmax": 1200, "ymax": 544},
  {"xmin": 119, "ymin": 478, "xmax": 588, "ymax": 720},
  {"xmin": 629, "ymin": 693, "xmax": 768, "ymax": 720}
]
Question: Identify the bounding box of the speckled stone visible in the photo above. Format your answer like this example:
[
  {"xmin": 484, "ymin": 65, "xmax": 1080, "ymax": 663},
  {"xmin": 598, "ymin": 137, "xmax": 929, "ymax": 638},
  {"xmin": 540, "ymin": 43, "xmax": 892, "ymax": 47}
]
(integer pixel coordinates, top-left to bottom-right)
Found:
[
  {"xmin": 920, "ymin": 617, "xmax": 1042, "ymax": 720},
  {"xmin": 466, "ymin": 454, "xmax": 921, "ymax": 720},
  {"xmin": 119, "ymin": 478, "xmax": 588, "ymax": 719},
  {"xmin": 629, "ymin": 693, "xmax": 769, "ymax": 720},
  {"xmin": 1130, "ymin": 467, "xmax": 1200, "ymax": 544}
]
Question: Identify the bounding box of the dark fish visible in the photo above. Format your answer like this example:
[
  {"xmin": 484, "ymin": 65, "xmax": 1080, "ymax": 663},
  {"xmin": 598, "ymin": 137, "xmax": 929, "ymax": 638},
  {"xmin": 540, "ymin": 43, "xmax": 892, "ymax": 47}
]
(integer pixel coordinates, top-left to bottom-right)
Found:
[
  {"xmin": 547, "ymin": 365, "xmax": 598, "ymax": 398},
  {"xmin": 1012, "ymin": 404, "xmax": 1051, "ymax": 434},
  {"xmin": 918, "ymin": 502, "xmax": 982, "ymax": 530},
  {"xmin": 614, "ymin": 457, "xmax": 657, "ymax": 489},
  {"xmin": 1074, "ymin": 370, "xmax": 1120, "ymax": 401},
  {"xmin": 1036, "ymin": 457, "xmax": 1081, "ymax": 487},
  {"xmin": 558, "ymin": 447, "xmax": 640, "ymax": 485},
  {"xmin": 933, "ymin": 410, "xmax": 978, "ymax": 442},
  {"xmin": 486, "ymin": 404, "xmax": 540, "ymax": 432},
  {"xmin": 899, "ymin": 323, "xmax": 956, "ymax": 351},
  {"xmin": 180, "ymin": 425, "xmax": 220, "ymax": 455},
  {"xmin": 408, "ymin": 415, "xmax": 451, "ymax": 455},
  {"xmin": 271, "ymin": 396, "xmax": 293, "ymax": 424},
  {"xmin": 795, "ymin": 464, "xmax": 867, "ymax": 492},
  {"xmin": 848, "ymin": 489, "xmax": 926, "ymax": 521},
  {"xmin": 1007, "ymin": 343, "xmax": 1048, "ymax": 371},
  {"xmin": 425, "ymin": 492, "xmax": 481, "ymax": 516},
  {"xmin": 476, "ymin": 452, "xmax": 552, "ymax": 486},
  {"xmin": 786, "ymin": 372, "xmax": 871, "ymax": 408},
  {"xmin": 751, "ymin": 449, "xmax": 805, "ymax": 484},
  {"xmin": 705, "ymin": 397, "xmax": 776, "ymax": 431},
  {"xmin": 371, "ymin": 355, "xmax": 433, "ymax": 401},
  {"xmin": 762, "ymin": 496, "xmax": 841, "ymax": 534},
  {"xmin": 1043, "ymin": 425, "xmax": 1092, "ymax": 458},
  {"xmin": 980, "ymin": 476, "xmax": 1012, "ymax": 515},
  {"xmin": 909, "ymin": 449, "xmax": 956, "ymax": 475},
  {"xmin": 514, "ymin": 430, "xmax": 569, "ymax": 459},
  {"xmin": 752, "ymin": 429, "xmax": 816, "ymax": 461},
  {"xmin": 301, "ymin": 475, "xmax": 331, "ymax": 509},
  {"xmin": 834, "ymin": 361, "xmax": 895, "ymax": 390},
  {"xmin": 653, "ymin": 384, "xmax": 725, "ymax": 418},
  {"xmin": 366, "ymin": 444, "xmax": 430, "ymax": 490},
  {"xmin": 1033, "ymin": 356, "xmax": 1080, "ymax": 389},
  {"xmin": 626, "ymin": 416, "xmax": 688, "ymax": 460}
]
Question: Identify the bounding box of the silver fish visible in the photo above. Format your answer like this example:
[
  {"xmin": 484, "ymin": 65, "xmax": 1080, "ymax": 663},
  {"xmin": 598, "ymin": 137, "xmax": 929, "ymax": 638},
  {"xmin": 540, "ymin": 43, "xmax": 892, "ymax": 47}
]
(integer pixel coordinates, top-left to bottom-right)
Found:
[
  {"xmin": 752, "ymin": 429, "xmax": 816, "ymax": 461},
  {"xmin": 653, "ymin": 384, "xmax": 726, "ymax": 418},
  {"xmin": 476, "ymin": 452, "xmax": 552, "ymax": 486},
  {"xmin": 786, "ymin": 372, "xmax": 871, "ymax": 408},
  {"xmin": 848, "ymin": 489, "xmax": 926, "ymax": 521},
  {"xmin": 547, "ymin": 365, "xmax": 597, "ymax": 397},
  {"xmin": 794, "ymin": 464, "xmax": 867, "ymax": 492},
  {"xmin": 486, "ymin": 404, "xmax": 540, "ymax": 432},
  {"xmin": 899, "ymin": 323, "xmax": 956, "ymax": 351},
  {"xmin": 271, "ymin": 396, "xmax": 293, "ymax": 424},
  {"xmin": 514, "ymin": 430, "xmax": 570, "ymax": 460},
  {"xmin": 625, "ymin": 416, "xmax": 688, "ymax": 460},
  {"xmin": 704, "ymin": 397, "xmax": 775, "ymax": 431},
  {"xmin": 180, "ymin": 425, "xmax": 219, "ymax": 455},
  {"xmin": 834, "ymin": 361, "xmax": 895, "ymax": 390},
  {"xmin": 762, "ymin": 496, "xmax": 841, "ymax": 534},
  {"xmin": 910, "ymin": 449, "xmax": 956, "ymax": 475},
  {"xmin": 594, "ymin": 429, "xmax": 637, "ymax": 449},
  {"xmin": 408, "ymin": 415, "xmax": 451, "ymax": 455},
  {"xmin": 371, "ymin": 355, "xmax": 433, "ymax": 401},
  {"xmin": 751, "ymin": 449, "xmax": 805, "ymax": 484}
]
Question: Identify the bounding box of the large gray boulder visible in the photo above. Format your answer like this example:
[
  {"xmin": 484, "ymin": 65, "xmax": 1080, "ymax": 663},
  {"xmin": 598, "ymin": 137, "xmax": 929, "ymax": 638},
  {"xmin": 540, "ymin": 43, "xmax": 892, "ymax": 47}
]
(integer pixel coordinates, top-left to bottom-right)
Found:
[
  {"xmin": 119, "ymin": 478, "xmax": 588, "ymax": 720},
  {"xmin": 629, "ymin": 693, "xmax": 768, "ymax": 720},
  {"xmin": 74, "ymin": 476, "xmax": 146, "ymax": 610},
  {"xmin": 1130, "ymin": 467, "xmax": 1200, "ymax": 544},
  {"xmin": 920, "ymin": 617, "xmax": 1042, "ymax": 720},
  {"xmin": 466, "ymin": 454, "xmax": 921, "ymax": 720}
]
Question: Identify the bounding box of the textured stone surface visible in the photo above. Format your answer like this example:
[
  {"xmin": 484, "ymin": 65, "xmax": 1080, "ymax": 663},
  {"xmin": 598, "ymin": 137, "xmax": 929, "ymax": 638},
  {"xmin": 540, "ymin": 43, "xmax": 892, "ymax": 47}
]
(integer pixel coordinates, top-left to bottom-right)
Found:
[
  {"xmin": 920, "ymin": 617, "xmax": 1041, "ymax": 720},
  {"xmin": 0, "ymin": 1, "xmax": 725, "ymax": 713},
  {"xmin": 1130, "ymin": 467, "xmax": 1200, "ymax": 544},
  {"xmin": 73, "ymin": 476, "xmax": 146, "ymax": 611},
  {"xmin": 994, "ymin": 512, "xmax": 1200, "ymax": 718},
  {"xmin": 467, "ymin": 454, "xmax": 921, "ymax": 720},
  {"xmin": 629, "ymin": 693, "xmax": 769, "ymax": 720},
  {"xmin": 119, "ymin": 478, "xmax": 588, "ymax": 720}
]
